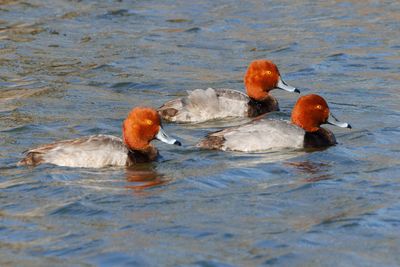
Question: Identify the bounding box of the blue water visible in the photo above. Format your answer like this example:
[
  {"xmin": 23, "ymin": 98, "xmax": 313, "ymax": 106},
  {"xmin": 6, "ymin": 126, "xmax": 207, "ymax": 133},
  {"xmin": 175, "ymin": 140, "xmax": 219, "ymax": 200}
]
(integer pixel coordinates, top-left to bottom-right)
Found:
[{"xmin": 1, "ymin": 0, "xmax": 400, "ymax": 266}]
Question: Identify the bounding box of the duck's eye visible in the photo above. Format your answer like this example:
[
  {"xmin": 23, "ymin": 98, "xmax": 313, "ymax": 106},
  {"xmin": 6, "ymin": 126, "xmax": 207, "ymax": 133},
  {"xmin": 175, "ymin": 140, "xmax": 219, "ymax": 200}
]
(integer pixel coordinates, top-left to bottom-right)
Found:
[
  {"xmin": 144, "ymin": 119, "xmax": 153, "ymax": 125},
  {"xmin": 264, "ymin": 70, "xmax": 272, "ymax": 76},
  {"xmin": 315, "ymin": 104, "xmax": 323, "ymax": 110}
]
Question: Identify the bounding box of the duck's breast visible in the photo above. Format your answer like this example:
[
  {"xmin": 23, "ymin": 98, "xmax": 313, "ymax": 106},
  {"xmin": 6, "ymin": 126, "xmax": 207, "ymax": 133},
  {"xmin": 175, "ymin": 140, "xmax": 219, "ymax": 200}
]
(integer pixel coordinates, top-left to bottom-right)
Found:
[
  {"xmin": 220, "ymin": 120, "xmax": 305, "ymax": 152},
  {"xmin": 159, "ymin": 88, "xmax": 249, "ymax": 123},
  {"xmin": 23, "ymin": 135, "xmax": 128, "ymax": 168},
  {"xmin": 304, "ymin": 128, "xmax": 337, "ymax": 148}
]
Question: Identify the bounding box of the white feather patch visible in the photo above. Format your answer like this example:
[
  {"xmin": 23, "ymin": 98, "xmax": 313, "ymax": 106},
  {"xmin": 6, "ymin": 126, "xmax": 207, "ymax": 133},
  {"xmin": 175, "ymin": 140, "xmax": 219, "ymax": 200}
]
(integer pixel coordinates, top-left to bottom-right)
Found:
[
  {"xmin": 221, "ymin": 120, "xmax": 305, "ymax": 152},
  {"xmin": 174, "ymin": 88, "xmax": 248, "ymax": 123},
  {"xmin": 41, "ymin": 135, "xmax": 128, "ymax": 168}
]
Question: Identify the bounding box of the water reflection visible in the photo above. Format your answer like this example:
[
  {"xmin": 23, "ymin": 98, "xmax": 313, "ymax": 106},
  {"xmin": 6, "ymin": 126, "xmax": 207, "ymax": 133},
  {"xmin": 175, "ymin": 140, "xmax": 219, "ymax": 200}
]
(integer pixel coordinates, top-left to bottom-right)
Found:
[
  {"xmin": 124, "ymin": 167, "xmax": 170, "ymax": 191},
  {"xmin": 0, "ymin": 22, "xmax": 43, "ymax": 42},
  {"xmin": 287, "ymin": 160, "xmax": 333, "ymax": 182}
]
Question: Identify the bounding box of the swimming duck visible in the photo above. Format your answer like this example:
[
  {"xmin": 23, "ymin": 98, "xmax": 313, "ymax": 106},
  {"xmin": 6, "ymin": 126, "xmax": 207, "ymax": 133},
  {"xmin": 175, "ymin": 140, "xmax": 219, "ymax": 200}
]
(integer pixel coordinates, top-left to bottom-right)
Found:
[
  {"xmin": 18, "ymin": 107, "xmax": 181, "ymax": 168},
  {"xmin": 197, "ymin": 94, "xmax": 351, "ymax": 152},
  {"xmin": 158, "ymin": 59, "xmax": 299, "ymax": 123}
]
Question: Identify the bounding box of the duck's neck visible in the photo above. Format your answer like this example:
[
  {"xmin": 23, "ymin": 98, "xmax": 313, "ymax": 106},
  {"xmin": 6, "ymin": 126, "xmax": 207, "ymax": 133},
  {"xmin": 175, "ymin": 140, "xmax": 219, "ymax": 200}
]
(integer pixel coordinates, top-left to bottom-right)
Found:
[
  {"xmin": 247, "ymin": 95, "xmax": 279, "ymax": 117},
  {"xmin": 246, "ymin": 85, "xmax": 268, "ymax": 101}
]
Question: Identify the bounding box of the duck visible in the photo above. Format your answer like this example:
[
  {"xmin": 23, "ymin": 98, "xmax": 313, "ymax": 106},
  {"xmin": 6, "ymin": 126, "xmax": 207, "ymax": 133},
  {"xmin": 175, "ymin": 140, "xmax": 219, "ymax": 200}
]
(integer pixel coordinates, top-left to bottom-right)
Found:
[
  {"xmin": 18, "ymin": 107, "xmax": 181, "ymax": 168},
  {"xmin": 158, "ymin": 59, "xmax": 299, "ymax": 123},
  {"xmin": 197, "ymin": 94, "xmax": 351, "ymax": 152}
]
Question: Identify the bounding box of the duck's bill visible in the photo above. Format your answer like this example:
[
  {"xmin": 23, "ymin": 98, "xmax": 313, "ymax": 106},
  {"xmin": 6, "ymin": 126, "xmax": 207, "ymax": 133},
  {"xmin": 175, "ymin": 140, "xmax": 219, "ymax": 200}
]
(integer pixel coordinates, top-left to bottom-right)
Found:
[
  {"xmin": 156, "ymin": 127, "xmax": 182, "ymax": 146},
  {"xmin": 276, "ymin": 77, "xmax": 300, "ymax": 93},
  {"xmin": 326, "ymin": 113, "xmax": 352, "ymax": 129}
]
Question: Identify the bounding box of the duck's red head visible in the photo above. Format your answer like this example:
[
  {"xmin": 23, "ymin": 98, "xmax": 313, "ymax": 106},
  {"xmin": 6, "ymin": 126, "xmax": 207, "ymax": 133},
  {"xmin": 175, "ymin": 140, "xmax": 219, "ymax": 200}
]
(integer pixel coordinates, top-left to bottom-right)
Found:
[
  {"xmin": 244, "ymin": 59, "xmax": 299, "ymax": 101},
  {"xmin": 291, "ymin": 94, "xmax": 329, "ymax": 132},
  {"xmin": 291, "ymin": 94, "xmax": 351, "ymax": 132},
  {"xmin": 123, "ymin": 107, "xmax": 181, "ymax": 150}
]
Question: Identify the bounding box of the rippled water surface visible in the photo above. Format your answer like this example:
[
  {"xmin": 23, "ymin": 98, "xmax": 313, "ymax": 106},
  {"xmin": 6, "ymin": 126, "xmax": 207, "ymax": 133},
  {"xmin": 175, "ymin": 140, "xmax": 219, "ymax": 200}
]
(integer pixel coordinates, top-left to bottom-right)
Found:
[{"xmin": 1, "ymin": 0, "xmax": 400, "ymax": 266}]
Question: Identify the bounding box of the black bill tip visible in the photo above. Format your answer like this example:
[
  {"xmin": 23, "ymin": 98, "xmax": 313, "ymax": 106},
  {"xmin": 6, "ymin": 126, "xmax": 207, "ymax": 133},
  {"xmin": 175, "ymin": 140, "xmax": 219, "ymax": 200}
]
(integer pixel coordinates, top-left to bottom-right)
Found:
[
  {"xmin": 174, "ymin": 140, "xmax": 182, "ymax": 146},
  {"xmin": 347, "ymin": 124, "xmax": 352, "ymax": 129},
  {"xmin": 294, "ymin": 88, "xmax": 301, "ymax": 94}
]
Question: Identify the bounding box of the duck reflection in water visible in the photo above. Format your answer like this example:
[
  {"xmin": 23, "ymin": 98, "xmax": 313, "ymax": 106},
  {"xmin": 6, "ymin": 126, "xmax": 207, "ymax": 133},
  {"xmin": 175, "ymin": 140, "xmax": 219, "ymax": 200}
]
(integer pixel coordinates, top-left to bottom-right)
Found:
[
  {"xmin": 124, "ymin": 166, "xmax": 170, "ymax": 191},
  {"xmin": 286, "ymin": 161, "xmax": 333, "ymax": 182}
]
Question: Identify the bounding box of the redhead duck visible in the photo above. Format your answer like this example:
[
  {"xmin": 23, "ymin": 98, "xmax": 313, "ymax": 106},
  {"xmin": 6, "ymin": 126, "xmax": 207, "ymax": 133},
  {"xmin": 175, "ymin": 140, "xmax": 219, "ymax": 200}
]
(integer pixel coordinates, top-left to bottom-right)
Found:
[
  {"xmin": 197, "ymin": 94, "xmax": 351, "ymax": 152},
  {"xmin": 18, "ymin": 107, "xmax": 181, "ymax": 168},
  {"xmin": 158, "ymin": 59, "xmax": 299, "ymax": 123}
]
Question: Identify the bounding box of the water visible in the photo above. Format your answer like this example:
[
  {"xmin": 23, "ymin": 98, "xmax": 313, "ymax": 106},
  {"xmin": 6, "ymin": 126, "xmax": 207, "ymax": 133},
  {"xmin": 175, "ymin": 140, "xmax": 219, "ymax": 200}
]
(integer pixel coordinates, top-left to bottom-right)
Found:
[{"xmin": 1, "ymin": 0, "xmax": 400, "ymax": 266}]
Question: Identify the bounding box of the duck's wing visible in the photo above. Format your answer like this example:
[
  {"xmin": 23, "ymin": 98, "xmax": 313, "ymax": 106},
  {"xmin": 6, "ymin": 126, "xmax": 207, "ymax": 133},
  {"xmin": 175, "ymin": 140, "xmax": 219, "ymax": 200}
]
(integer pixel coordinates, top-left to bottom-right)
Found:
[
  {"xmin": 214, "ymin": 88, "xmax": 249, "ymax": 101},
  {"xmin": 158, "ymin": 88, "xmax": 249, "ymax": 123},
  {"xmin": 197, "ymin": 119, "xmax": 305, "ymax": 152},
  {"xmin": 19, "ymin": 135, "xmax": 128, "ymax": 168}
]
